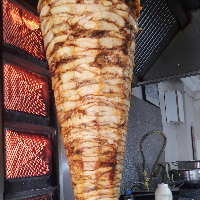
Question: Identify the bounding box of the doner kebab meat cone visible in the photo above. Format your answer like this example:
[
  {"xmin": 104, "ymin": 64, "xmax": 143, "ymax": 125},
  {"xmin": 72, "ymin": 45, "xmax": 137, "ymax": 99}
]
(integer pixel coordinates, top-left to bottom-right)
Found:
[{"xmin": 37, "ymin": 0, "xmax": 140, "ymax": 199}]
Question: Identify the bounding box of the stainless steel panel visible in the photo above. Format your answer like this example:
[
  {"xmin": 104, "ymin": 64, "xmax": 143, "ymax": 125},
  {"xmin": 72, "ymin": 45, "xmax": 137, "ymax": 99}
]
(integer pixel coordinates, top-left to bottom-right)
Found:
[{"xmin": 61, "ymin": 140, "xmax": 75, "ymax": 200}]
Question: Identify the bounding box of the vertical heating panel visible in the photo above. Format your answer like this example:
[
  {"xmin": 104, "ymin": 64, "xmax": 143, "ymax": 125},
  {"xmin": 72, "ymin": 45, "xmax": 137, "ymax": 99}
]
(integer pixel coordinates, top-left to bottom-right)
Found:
[
  {"xmin": 5, "ymin": 129, "xmax": 51, "ymax": 179},
  {"xmin": 4, "ymin": 63, "xmax": 49, "ymax": 116},
  {"xmin": 2, "ymin": 0, "xmax": 45, "ymax": 60},
  {"xmin": 2, "ymin": 0, "xmax": 59, "ymax": 198}
]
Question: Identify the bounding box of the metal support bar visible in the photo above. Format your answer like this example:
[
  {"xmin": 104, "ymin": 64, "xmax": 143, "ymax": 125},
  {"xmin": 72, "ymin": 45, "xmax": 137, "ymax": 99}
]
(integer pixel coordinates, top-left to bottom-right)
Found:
[
  {"xmin": 137, "ymin": 70, "xmax": 200, "ymax": 87},
  {"xmin": 5, "ymin": 186, "xmax": 57, "ymax": 199}
]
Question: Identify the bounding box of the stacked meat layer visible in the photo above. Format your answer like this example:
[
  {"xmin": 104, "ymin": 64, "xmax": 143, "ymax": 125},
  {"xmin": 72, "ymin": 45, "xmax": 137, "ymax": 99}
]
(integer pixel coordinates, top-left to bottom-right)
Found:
[{"xmin": 38, "ymin": 0, "xmax": 140, "ymax": 199}]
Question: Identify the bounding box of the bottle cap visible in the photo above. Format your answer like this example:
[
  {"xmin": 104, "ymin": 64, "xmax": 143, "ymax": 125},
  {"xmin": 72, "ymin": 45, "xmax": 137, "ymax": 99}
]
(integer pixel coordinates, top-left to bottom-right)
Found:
[
  {"xmin": 126, "ymin": 190, "xmax": 132, "ymax": 194},
  {"xmin": 158, "ymin": 183, "xmax": 168, "ymax": 188}
]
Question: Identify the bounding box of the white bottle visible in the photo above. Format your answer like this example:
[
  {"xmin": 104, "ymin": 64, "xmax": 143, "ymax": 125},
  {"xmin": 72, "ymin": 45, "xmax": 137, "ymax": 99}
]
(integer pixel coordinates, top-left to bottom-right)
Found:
[{"xmin": 155, "ymin": 183, "xmax": 172, "ymax": 200}]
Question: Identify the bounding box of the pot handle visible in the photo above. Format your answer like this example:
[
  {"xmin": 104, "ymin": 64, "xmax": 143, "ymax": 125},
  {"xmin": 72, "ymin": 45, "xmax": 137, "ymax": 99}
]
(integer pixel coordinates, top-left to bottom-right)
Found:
[{"xmin": 171, "ymin": 161, "xmax": 178, "ymax": 166}]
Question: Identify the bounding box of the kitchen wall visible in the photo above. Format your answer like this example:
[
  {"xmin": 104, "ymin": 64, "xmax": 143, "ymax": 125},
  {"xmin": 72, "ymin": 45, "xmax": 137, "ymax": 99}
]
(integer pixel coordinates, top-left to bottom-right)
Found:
[
  {"xmin": 121, "ymin": 77, "xmax": 200, "ymax": 194},
  {"xmin": 158, "ymin": 79, "xmax": 199, "ymax": 165},
  {"xmin": 120, "ymin": 95, "xmax": 165, "ymax": 195},
  {"xmin": 157, "ymin": 76, "xmax": 200, "ymax": 172}
]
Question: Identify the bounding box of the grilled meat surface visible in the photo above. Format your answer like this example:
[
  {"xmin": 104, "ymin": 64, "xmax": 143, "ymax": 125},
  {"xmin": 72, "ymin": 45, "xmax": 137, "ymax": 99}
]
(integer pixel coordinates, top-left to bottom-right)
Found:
[{"xmin": 38, "ymin": 0, "xmax": 140, "ymax": 199}]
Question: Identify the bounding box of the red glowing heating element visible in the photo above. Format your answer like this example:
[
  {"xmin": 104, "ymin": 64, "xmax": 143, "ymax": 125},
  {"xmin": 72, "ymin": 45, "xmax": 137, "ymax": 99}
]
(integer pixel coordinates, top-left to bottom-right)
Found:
[
  {"xmin": 4, "ymin": 63, "xmax": 48, "ymax": 116},
  {"xmin": 24, "ymin": 194, "xmax": 51, "ymax": 200},
  {"xmin": 6, "ymin": 129, "xmax": 51, "ymax": 179},
  {"xmin": 3, "ymin": 0, "xmax": 45, "ymax": 60}
]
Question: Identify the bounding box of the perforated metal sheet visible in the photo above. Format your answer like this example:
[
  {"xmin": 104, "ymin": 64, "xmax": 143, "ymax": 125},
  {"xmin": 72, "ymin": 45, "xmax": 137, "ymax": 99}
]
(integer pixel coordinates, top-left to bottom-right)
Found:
[
  {"xmin": 134, "ymin": 0, "xmax": 178, "ymax": 75},
  {"xmin": 5, "ymin": 129, "xmax": 51, "ymax": 179},
  {"xmin": 3, "ymin": 0, "xmax": 45, "ymax": 60},
  {"xmin": 4, "ymin": 63, "xmax": 48, "ymax": 116}
]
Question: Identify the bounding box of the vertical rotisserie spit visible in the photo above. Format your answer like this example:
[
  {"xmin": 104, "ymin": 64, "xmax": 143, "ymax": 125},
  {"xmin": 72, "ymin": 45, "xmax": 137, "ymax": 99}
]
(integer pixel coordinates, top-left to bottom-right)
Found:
[{"xmin": 37, "ymin": 0, "xmax": 140, "ymax": 199}]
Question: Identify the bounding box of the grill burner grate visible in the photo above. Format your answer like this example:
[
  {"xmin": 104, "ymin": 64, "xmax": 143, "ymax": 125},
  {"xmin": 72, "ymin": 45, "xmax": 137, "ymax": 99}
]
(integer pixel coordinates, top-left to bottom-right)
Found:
[
  {"xmin": 3, "ymin": 0, "xmax": 45, "ymax": 60},
  {"xmin": 5, "ymin": 129, "xmax": 51, "ymax": 179},
  {"xmin": 4, "ymin": 63, "xmax": 48, "ymax": 116},
  {"xmin": 134, "ymin": 0, "xmax": 178, "ymax": 75},
  {"xmin": 23, "ymin": 194, "xmax": 51, "ymax": 200}
]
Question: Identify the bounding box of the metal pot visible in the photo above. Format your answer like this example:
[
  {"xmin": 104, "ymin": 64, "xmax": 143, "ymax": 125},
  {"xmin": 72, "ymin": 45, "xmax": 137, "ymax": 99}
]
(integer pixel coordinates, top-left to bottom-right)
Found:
[
  {"xmin": 177, "ymin": 160, "xmax": 200, "ymax": 170},
  {"xmin": 174, "ymin": 169, "xmax": 200, "ymax": 185}
]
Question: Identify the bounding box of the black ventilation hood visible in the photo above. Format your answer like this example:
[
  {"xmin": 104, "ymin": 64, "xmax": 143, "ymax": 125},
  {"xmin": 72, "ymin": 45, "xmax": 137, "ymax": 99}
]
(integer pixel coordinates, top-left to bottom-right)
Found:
[
  {"xmin": 133, "ymin": 0, "xmax": 200, "ymax": 86},
  {"xmin": 16, "ymin": 0, "xmax": 200, "ymax": 85}
]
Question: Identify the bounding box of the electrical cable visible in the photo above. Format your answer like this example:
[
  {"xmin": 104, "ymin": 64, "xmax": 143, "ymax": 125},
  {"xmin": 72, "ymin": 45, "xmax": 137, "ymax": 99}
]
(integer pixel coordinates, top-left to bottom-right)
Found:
[
  {"xmin": 154, "ymin": 162, "xmax": 171, "ymax": 183},
  {"xmin": 125, "ymin": 182, "xmax": 149, "ymax": 192},
  {"xmin": 140, "ymin": 131, "xmax": 167, "ymax": 187}
]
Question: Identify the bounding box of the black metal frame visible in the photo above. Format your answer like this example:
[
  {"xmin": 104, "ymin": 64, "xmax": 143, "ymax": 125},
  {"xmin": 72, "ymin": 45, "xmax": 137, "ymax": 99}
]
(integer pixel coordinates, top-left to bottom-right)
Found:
[
  {"xmin": 3, "ymin": 44, "xmax": 48, "ymax": 72},
  {"xmin": 5, "ymin": 188, "xmax": 56, "ymax": 200},
  {"xmin": 11, "ymin": 0, "xmax": 38, "ymax": 15},
  {"xmin": 1, "ymin": 0, "xmax": 60, "ymax": 199}
]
